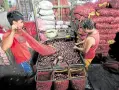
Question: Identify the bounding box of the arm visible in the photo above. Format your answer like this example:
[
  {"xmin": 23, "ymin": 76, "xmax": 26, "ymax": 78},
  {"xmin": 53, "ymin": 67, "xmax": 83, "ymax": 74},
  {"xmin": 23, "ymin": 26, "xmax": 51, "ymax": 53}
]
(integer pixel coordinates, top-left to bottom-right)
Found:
[
  {"xmin": 82, "ymin": 37, "xmax": 95, "ymax": 53},
  {"xmin": 75, "ymin": 40, "xmax": 85, "ymax": 45},
  {"xmin": 74, "ymin": 37, "xmax": 94, "ymax": 53},
  {"xmin": 1, "ymin": 31, "xmax": 15, "ymax": 51},
  {"xmin": 26, "ymin": 41, "xmax": 31, "ymax": 48},
  {"xmin": 1, "ymin": 25, "xmax": 17, "ymax": 51}
]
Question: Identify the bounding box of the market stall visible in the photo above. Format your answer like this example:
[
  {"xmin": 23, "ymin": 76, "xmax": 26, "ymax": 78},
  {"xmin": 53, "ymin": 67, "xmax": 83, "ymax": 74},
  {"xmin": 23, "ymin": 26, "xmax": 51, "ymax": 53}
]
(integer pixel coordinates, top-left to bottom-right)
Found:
[
  {"xmin": 0, "ymin": 0, "xmax": 119, "ymax": 90},
  {"xmin": 30, "ymin": 0, "xmax": 89, "ymax": 90}
]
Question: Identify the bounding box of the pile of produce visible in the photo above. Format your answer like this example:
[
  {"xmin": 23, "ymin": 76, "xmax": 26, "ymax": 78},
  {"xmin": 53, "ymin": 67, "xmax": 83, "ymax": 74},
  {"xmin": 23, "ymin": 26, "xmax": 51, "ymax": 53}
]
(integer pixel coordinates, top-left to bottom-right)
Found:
[{"xmin": 37, "ymin": 39, "xmax": 81, "ymax": 69}]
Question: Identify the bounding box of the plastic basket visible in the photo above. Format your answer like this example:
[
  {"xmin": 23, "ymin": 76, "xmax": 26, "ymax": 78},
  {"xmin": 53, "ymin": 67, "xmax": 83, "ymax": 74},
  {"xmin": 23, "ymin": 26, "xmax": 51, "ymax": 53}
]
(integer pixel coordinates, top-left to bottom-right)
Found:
[
  {"xmin": 69, "ymin": 64, "xmax": 86, "ymax": 90},
  {"xmin": 69, "ymin": 64, "xmax": 86, "ymax": 79},
  {"xmin": 53, "ymin": 69, "xmax": 70, "ymax": 90},
  {"xmin": 70, "ymin": 77, "xmax": 86, "ymax": 90},
  {"xmin": 36, "ymin": 70, "xmax": 53, "ymax": 90}
]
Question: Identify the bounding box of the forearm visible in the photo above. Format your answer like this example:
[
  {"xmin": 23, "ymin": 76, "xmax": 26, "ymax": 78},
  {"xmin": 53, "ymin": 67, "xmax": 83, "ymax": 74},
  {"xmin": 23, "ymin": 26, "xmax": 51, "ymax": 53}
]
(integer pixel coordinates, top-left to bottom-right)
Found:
[
  {"xmin": 2, "ymin": 31, "xmax": 15, "ymax": 51},
  {"xmin": 76, "ymin": 40, "xmax": 84, "ymax": 45},
  {"xmin": 77, "ymin": 47, "xmax": 84, "ymax": 52}
]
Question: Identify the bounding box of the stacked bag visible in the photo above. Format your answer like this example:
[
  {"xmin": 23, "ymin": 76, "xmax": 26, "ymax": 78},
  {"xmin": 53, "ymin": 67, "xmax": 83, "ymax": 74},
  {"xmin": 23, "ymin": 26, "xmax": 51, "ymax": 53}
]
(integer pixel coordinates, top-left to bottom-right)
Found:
[
  {"xmin": 37, "ymin": 0, "xmax": 55, "ymax": 30},
  {"xmin": 36, "ymin": 0, "xmax": 56, "ymax": 41},
  {"xmin": 73, "ymin": 0, "xmax": 119, "ymax": 55},
  {"xmin": 56, "ymin": 20, "xmax": 70, "ymax": 29},
  {"xmin": 92, "ymin": 0, "xmax": 119, "ymax": 55}
]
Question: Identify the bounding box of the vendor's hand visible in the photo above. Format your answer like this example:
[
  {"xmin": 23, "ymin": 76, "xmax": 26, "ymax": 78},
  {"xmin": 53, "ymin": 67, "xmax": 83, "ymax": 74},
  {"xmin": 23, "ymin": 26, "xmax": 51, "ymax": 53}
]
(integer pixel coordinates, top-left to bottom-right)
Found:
[
  {"xmin": 73, "ymin": 46, "xmax": 79, "ymax": 50},
  {"xmin": 11, "ymin": 24, "xmax": 18, "ymax": 32},
  {"xmin": 48, "ymin": 44, "xmax": 56, "ymax": 49},
  {"xmin": 75, "ymin": 43, "xmax": 79, "ymax": 46}
]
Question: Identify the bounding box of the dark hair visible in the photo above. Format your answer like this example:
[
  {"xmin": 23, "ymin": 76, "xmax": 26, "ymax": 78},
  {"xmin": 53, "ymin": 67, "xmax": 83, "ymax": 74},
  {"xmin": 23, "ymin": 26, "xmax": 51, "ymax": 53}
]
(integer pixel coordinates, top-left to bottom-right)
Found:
[
  {"xmin": 7, "ymin": 11, "xmax": 24, "ymax": 25},
  {"xmin": 81, "ymin": 18, "xmax": 95, "ymax": 30}
]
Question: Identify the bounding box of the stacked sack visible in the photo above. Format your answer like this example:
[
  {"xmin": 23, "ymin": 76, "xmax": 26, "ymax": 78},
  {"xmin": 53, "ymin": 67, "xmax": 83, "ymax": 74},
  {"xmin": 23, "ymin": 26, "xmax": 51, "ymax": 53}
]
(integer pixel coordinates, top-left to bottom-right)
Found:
[
  {"xmin": 91, "ymin": 0, "xmax": 119, "ymax": 55},
  {"xmin": 36, "ymin": 0, "xmax": 56, "ymax": 41},
  {"xmin": 73, "ymin": 0, "xmax": 119, "ymax": 55},
  {"xmin": 38, "ymin": 0, "xmax": 55, "ymax": 30}
]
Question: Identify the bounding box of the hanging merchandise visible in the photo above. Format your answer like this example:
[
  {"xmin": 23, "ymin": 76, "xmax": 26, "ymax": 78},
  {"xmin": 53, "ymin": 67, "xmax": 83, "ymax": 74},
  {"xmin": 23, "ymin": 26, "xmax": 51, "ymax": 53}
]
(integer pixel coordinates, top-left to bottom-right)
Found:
[
  {"xmin": 53, "ymin": 0, "xmax": 70, "ymax": 21},
  {"xmin": 28, "ymin": 12, "xmax": 35, "ymax": 21}
]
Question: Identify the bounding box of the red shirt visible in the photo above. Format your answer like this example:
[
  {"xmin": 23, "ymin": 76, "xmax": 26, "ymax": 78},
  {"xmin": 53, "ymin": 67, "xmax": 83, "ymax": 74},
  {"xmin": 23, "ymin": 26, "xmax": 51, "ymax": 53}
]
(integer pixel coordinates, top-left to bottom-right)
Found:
[
  {"xmin": 3, "ymin": 30, "xmax": 31, "ymax": 64},
  {"xmin": 85, "ymin": 31, "xmax": 100, "ymax": 59}
]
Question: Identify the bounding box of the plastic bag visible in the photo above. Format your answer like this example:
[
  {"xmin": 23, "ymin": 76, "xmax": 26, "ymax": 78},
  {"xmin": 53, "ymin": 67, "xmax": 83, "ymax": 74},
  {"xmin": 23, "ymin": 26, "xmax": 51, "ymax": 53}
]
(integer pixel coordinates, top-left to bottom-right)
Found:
[
  {"xmin": 21, "ymin": 30, "xmax": 56, "ymax": 56},
  {"xmin": 24, "ymin": 21, "xmax": 37, "ymax": 37}
]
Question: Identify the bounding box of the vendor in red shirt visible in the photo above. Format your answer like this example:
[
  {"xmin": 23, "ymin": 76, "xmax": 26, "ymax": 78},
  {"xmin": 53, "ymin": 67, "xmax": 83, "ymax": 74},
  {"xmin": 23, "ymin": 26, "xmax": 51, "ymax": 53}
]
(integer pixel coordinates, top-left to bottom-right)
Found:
[
  {"xmin": 1, "ymin": 11, "xmax": 34, "ymax": 76},
  {"xmin": 74, "ymin": 19, "xmax": 100, "ymax": 69}
]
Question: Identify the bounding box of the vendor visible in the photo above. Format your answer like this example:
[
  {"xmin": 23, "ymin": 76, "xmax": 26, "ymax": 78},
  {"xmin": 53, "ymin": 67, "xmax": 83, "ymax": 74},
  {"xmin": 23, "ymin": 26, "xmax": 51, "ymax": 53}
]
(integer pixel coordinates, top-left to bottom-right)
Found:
[
  {"xmin": 1, "ymin": 10, "xmax": 56, "ymax": 80},
  {"xmin": 1, "ymin": 11, "xmax": 34, "ymax": 77},
  {"xmin": 73, "ymin": 18, "xmax": 100, "ymax": 69}
]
